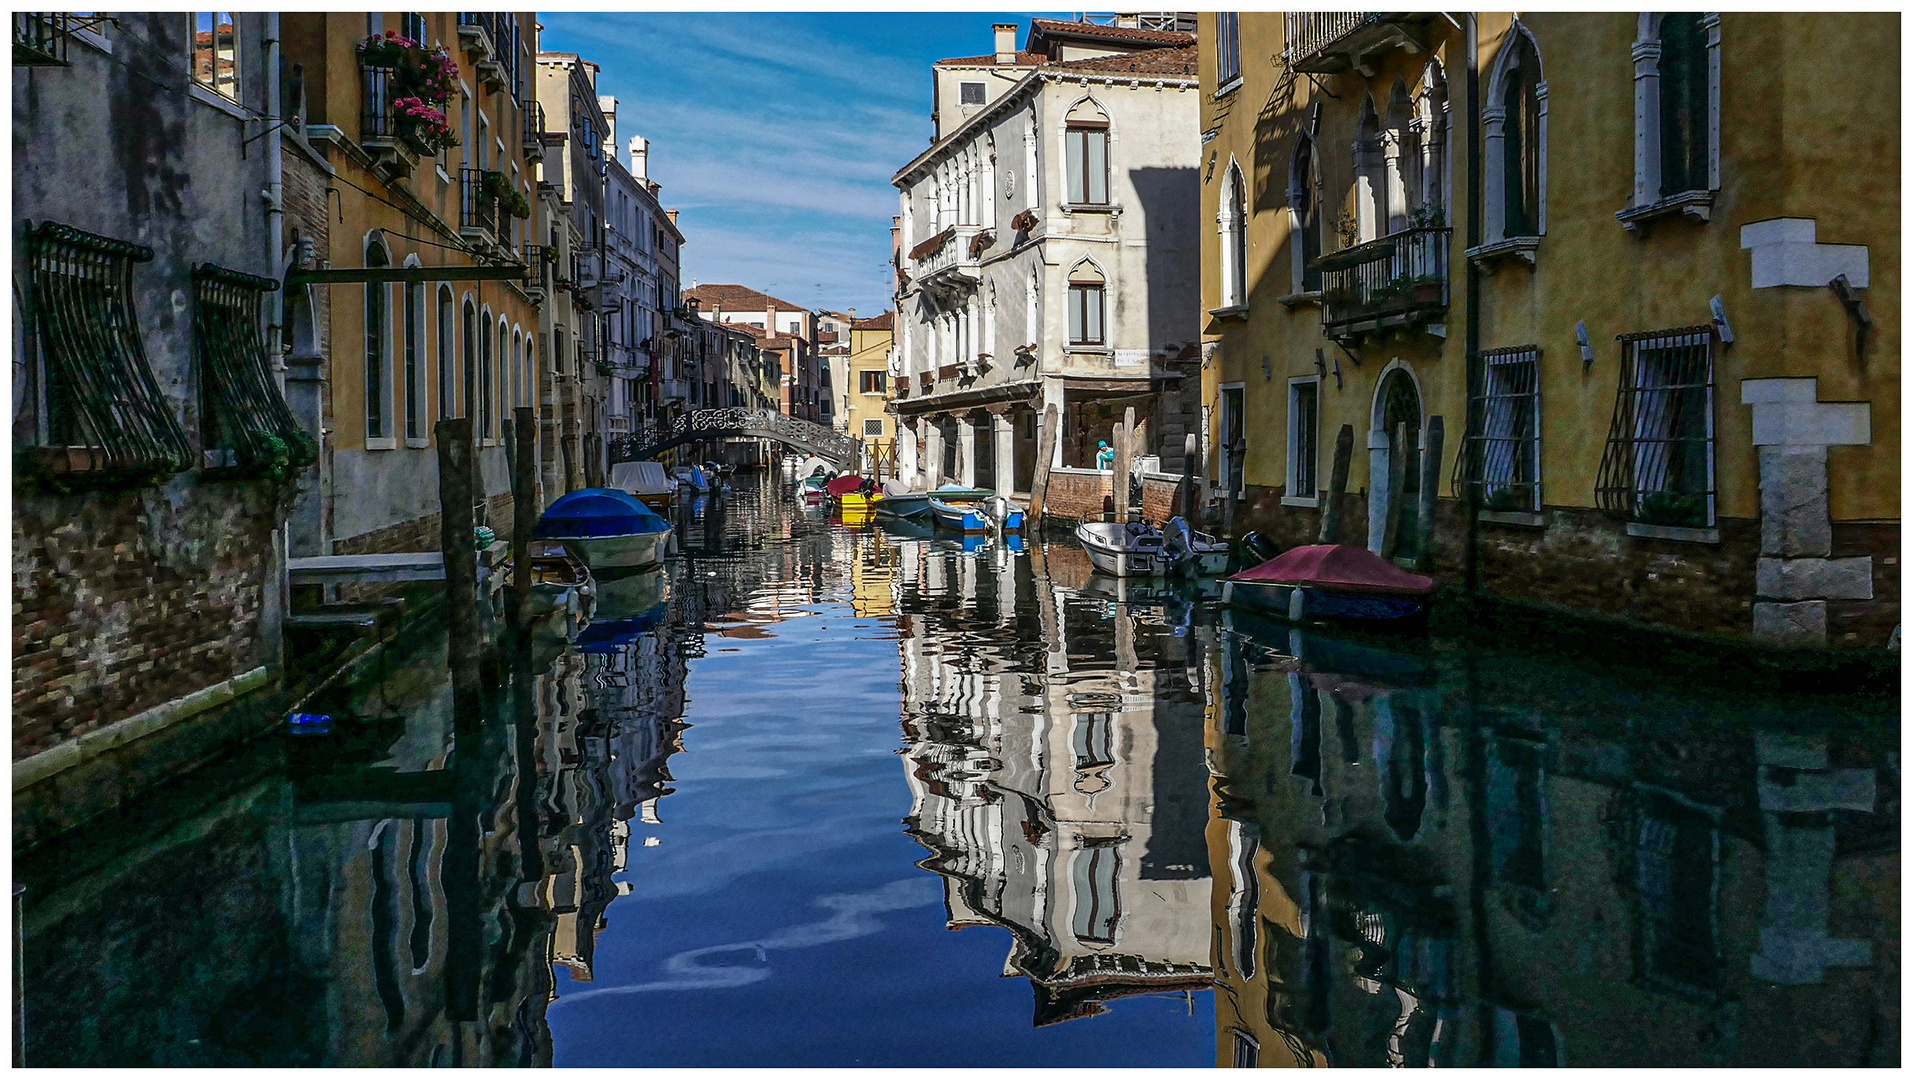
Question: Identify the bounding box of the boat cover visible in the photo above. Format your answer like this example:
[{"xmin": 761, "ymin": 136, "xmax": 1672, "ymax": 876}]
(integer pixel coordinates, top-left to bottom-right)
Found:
[
  {"xmin": 1230, "ymin": 543, "xmax": 1436, "ymax": 597},
  {"xmin": 610, "ymin": 460, "xmax": 673, "ymax": 493},
  {"xmin": 881, "ymin": 478, "xmax": 917, "ymax": 497},
  {"xmin": 532, "ymin": 488, "xmax": 671, "ymax": 539},
  {"xmin": 826, "ymin": 474, "xmax": 868, "ymax": 497}
]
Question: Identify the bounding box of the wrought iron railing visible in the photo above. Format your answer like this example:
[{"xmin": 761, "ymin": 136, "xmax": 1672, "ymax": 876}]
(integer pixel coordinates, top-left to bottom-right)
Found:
[
  {"xmin": 459, "ymin": 168, "xmax": 497, "ymax": 238},
  {"xmin": 615, "ymin": 407, "xmax": 861, "ymax": 465},
  {"xmin": 522, "ymin": 99, "xmax": 545, "ymax": 157},
  {"xmin": 14, "ymin": 12, "xmax": 70, "ymax": 65},
  {"xmin": 521, "ymin": 243, "xmax": 547, "ymax": 290},
  {"xmin": 1282, "ymin": 12, "xmax": 1381, "ymax": 69},
  {"xmin": 1316, "ymin": 226, "xmax": 1450, "ymax": 337},
  {"xmin": 359, "ymin": 63, "xmax": 400, "ymax": 144},
  {"xmin": 1595, "ymin": 327, "xmax": 1716, "ymax": 528}
]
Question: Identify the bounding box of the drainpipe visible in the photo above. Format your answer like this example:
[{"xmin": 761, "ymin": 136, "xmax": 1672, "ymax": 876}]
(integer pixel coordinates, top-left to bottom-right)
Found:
[
  {"xmin": 265, "ymin": 12, "xmax": 284, "ymax": 370},
  {"xmin": 1462, "ymin": 13, "xmax": 1482, "ymax": 598}
]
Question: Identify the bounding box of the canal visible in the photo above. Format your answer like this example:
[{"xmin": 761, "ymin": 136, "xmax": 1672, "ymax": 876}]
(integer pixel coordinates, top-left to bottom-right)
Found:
[{"xmin": 15, "ymin": 474, "xmax": 1898, "ymax": 1067}]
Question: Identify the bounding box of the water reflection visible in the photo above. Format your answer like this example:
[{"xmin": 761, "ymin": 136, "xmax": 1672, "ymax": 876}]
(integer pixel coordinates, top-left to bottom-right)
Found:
[
  {"xmin": 13, "ymin": 475, "xmax": 1896, "ymax": 1067},
  {"xmin": 1205, "ymin": 613, "xmax": 1897, "ymax": 1068}
]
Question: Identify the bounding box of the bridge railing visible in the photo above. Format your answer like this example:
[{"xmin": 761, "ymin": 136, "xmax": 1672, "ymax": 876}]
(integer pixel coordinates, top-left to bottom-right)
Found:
[{"xmin": 612, "ymin": 408, "xmax": 860, "ymax": 467}]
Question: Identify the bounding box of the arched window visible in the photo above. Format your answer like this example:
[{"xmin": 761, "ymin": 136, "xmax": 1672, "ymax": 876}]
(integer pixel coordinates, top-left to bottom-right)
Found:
[
  {"xmin": 512, "ymin": 329, "xmax": 524, "ymax": 411},
  {"xmin": 436, "ymin": 285, "xmax": 453, "ymax": 422},
  {"xmin": 1219, "ymin": 161, "xmax": 1248, "ymax": 307},
  {"xmin": 1067, "ymin": 260, "xmax": 1105, "ymax": 346},
  {"xmin": 1289, "ymin": 136, "xmax": 1323, "ymax": 292},
  {"xmin": 402, "ymin": 268, "xmax": 422, "ymax": 442},
  {"xmin": 1658, "ymin": 13, "xmax": 1708, "ymax": 196},
  {"xmin": 1385, "ymin": 79, "xmax": 1415, "ymax": 235},
  {"xmin": 364, "ymin": 239, "xmax": 389, "ymax": 441},
  {"xmin": 478, "ymin": 307, "xmax": 494, "ymax": 439},
  {"xmin": 1064, "ymin": 99, "xmax": 1110, "ymax": 206},
  {"xmin": 460, "ymin": 298, "xmax": 476, "ymax": 423},
  {"xmin": 1484, "ymin": 23, "xmax": 1547, "ymax": 245},
  {"xmin": 1417, "ymin": 61, "xmax": 1451, "ymax": 217}
]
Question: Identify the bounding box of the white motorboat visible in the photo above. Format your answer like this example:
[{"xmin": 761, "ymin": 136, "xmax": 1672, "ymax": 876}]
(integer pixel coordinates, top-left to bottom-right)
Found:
[
  {"xmin": 532, "ymin": 488, "xmax": 674, "ymax": 572},
  {"xmin": 609, "ymin": 460, "xmax": 676, "ymax": 510},
  {"xmin": 1075, "ymin": 516, "xmax": 1229, "ymax": 578}
]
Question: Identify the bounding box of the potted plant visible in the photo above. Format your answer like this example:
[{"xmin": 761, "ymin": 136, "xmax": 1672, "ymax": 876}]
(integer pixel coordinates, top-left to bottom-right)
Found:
[{"xmin": 1636, "ymin": 491, "xmax": 1707, "ymax": 528}]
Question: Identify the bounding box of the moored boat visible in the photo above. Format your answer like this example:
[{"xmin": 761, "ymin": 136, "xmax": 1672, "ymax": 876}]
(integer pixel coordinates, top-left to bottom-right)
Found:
[
  {"xmin": 532, "ymin": 488, "xmax": 674, "ymax": 572},
  {"xmin": 608, "ymin": 460, "xmax": 676, "ymax": 510},
  {"xmin": 827, "ymin": 474, "xmax": 882, "ymax": 511},
  {"xmin": 1075, "ymin": 516, "xmax": 1228, "ymax": 578},
  {"xmin": 503, "ymin": 540, "xmax": 596, "ymax": 619},
  {"xmin": 877, "ymin": 480, "xmax": 992, "ymax": 520},
  {"xmin": 1222, "ymin": 543, "xmax": 1436, "ymax": 629},
  {"xmin": 929, "ymin": 496, "xmax": 992, "ymax": 533}
]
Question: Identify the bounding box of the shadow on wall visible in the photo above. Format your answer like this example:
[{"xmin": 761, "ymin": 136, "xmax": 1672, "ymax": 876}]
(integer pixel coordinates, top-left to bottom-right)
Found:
[{"xmin": 1127, "ymin": 166, "xmax": 1201, "ymax": 358}]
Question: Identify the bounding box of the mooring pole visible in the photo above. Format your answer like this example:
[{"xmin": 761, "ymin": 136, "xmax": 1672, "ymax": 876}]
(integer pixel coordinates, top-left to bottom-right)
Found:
[
  {"xmin": 1027, "ymin": 403, "xmax": 1059, "ymax": 529},
  {"xmin": 1113, "ymin": 406, "xmax": 1136, "ymax": 523},
  {"xmin": 1417, "ymin": 416, "xmax": 1445, "ymax": 570},
  {"xmin": 1382, "ymin": 421, "xmax": 1409, "ymax": 559},
  {"xmin": 512, "ymin": 406, "xmax": 536, "ymax": 622},
  {"xmin": 1180, "ymin": 432, "xmax": 1198, "ymax": 523},
  {"xmin": 437, "ymin": 417, "xmax": 482, "ymax": 702},
  {"xmin": 1319, "ymin": 424, "xmax": 1355, "ymax": 544}
]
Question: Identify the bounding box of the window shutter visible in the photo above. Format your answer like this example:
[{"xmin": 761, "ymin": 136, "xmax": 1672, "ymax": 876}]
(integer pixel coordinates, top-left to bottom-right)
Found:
[
  {"xmin": 1086, "ymin": 130, "xmax": 1108, "ymax": 204},
  {"xmin": 1065, "ymin": 130, "xmax": 1086, "ymax": 204}
]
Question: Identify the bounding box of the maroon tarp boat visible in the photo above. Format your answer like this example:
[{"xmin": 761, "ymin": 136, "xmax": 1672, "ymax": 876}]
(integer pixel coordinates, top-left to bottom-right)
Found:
[
  {"xmin": 825, "ymin": 474, "xmax": 869, "ymax": 498},
  {"xmin": 1222, "ymin": 544, "xmax": 1437, "ymax": 627}
]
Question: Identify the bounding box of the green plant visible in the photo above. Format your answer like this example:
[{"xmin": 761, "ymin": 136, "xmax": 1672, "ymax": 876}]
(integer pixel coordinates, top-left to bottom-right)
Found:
[
  {"xmin": 1406, "ymin": 201, "xmax": 1447, "ymax": 230},
  {"xmin": 1636, "ymin": 491, "xmax": 1707, "ymax": 528},
  {"xmin": 481, "ymin": 170, "xmax": 531, "ymax": 219},
  {"xmin": 1332, "ymin": 208, "xmax": 1360, "ymax": 247}
]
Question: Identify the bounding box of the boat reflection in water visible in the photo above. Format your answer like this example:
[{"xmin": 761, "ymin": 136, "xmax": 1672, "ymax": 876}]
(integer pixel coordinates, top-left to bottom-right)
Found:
[
  {"xmin": 894, "ymin": 537, "xmax": 1217, "ymax": 1024},
  {"xmin": 1204, "ymin": 610, "xmax": 1897, "ymax": 1068}
]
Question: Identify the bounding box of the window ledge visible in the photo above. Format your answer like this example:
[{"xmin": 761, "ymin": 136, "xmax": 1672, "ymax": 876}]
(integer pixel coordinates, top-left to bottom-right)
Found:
[
  {"xmin": 1480, "ymin": 510, "xmax": 1544, "ymax": 528},
  {"xmin": 1067, "ymin": 346, "xmax": 1113, "ymax": 356},
  {"xmin": 405, "ymin": 436, "xmax": 430, "ymax": 449},
  {"xmin": 188, "ymin": 82, "xmax": 249, "ymax": 122},
  {"xmin": 1616, "ymin": 190, "xmax": 1715, "ymax": 233},
  {"xmin": 1277, "ymin": 290, "xmax": 1322, "ymax": 309},
  {"xmin": 1466, "ymin": 236, "xmax": 1540, "ymax": 270},
  {"xmin": 365, "ymin": 437, "xmax": 399, "ymax": 451},
  {"xmin": 1213, "ymin": 74, "xmax": 1243, "ymax": 99},
  {"xmin": 1208, "ymin": 304, "xmax": 1250, "ymax": 321},
  {"xmin": 1280, "ymin": 495, "xmax": 1319, "ymax": 508},
  {"xmin": 1626, "ymin": 521, "xmax": 1720, "ymax": 544},
  {"xmin": 1063, "ymin": 203, "xmax": 1118, "ymax": 215}
]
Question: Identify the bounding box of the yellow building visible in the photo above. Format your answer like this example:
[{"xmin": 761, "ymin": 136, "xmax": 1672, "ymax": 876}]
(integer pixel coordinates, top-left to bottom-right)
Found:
[
  {"xmin": 1196, "ymin": 13, "xmax": 1897, "ymax": 648},
  {"xmin": 842, "ymin": 311, "xmax": 897, "ymax": 475},
  {"xmin": 284, "ymin": 12, "xmax": 547, "ymax": 556}
]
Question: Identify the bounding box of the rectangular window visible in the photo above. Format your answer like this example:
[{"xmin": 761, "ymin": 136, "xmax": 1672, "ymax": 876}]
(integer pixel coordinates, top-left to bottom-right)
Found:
[
  {"xmin": 436, "ymin": 288, "xmax": 453, "ymax": 421},
  {"xmin": 403, "ymin": 282, "xmax": 421, "ymax": 440},
  {"xmin": 401, "ymin": 11, "xmax": 425, "ymax": 42},
  {"xmin": 1067, "ymin": 283, "xmax": 1104, "ymax": 345},
  {"xmin": 1070, "ymin": 840, "xmax": 1121, "ymax": 944},
  {"xmin": 1065, "ymin": 126, "xmax": 1109, "ymax": 205},
  {"xmin": 1220, "ymin": 384, "xmax": 1246, "ymax": 497},
  {"xmin": 365, "ymin": 278, "xmax": 387, "ymax": 441},
  {"xmin": 859, "ymin": 369, "xmax": 886, "ymax": 394},
  {"xmin": 959, "ymin": 81, "xmax": 985, "ymax": 105},
  {"xmin": 863, "ymin": 418, "xmax": 885, "ymax": 438},
  {"xmin": 191, "ymin": 12, "xmax": 238, "ymax": 101},
  {"xmin": 1287, "ymin": 377, "xmax": 1319, "ymax": 502},
  {"xmin": 1465, "ymin": 346, "xmax": 1541, "ymax": 513},
  {"xmin": 1217, "ymin": 12, "xmax": 1240, "ymax": 87},
  {"xmin": 1596, "ymin": 328, "xmax": 1714, "ymax": 529},
  {"xmin": 1232, "ymin": 1032, "xmax": 1259, "ymax": 1070}
]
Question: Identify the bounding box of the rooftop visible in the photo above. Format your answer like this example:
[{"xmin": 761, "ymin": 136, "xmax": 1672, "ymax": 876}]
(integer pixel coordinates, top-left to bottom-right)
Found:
[{"xmin": 683, "ymin": 283, "xmax": 810, "ymax": 314}]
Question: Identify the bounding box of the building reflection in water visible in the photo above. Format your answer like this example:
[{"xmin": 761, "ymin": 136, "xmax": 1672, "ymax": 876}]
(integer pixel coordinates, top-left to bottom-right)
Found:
[
  {"xmin": 1204, "ymin": 610, "xmax": 1897, "ymax": 1068},
  {"xmin": 891, "ymin": 535, "xmax": 1215, "ymax": 1025}
]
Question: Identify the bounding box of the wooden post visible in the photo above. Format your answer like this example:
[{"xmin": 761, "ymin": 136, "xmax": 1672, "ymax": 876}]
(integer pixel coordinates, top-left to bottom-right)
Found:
[
  {"xmin": 1180, "ymin": 432, "xmax": 1198, "ymax": 522},
  {"xmin": 1027, "ymin": 403, "xmax": 1059, "ymax": 528},
  {"xmin": 512, "ymin": 406, "xmax": 536, "ymax": 621},
  {"xmin": 1113, "ymin": 406, "xmax": 1135, "ymax": 523},
  {"xmin": 436, "ymin": 417, "xmax": 482, "ymax": 702},
  {"xmin": 1381, "ymin": 421, "xmax": 1409, "ymax": 559},
  {"xmin": 1417, "ymin": 416, "xmax": 1444, "ymax": 569},
  {"xmin": 1318, "ymin": 424, "xmax": 1355, "ymax": 544}
]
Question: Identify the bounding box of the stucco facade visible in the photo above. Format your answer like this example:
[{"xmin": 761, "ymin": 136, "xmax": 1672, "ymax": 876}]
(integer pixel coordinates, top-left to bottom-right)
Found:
[
  {"xmin": 893, "ymin": 19, "xmax": 1204, "ymax": 497},
  {"xmin": 1197, "ymin": 12, "xmax": 1898, "ymax": 648}
]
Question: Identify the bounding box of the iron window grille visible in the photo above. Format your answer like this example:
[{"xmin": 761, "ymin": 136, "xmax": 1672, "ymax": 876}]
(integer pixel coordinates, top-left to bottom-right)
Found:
[
  {"xmin": 459, "ymin": 167, "xmax": 498, "ymax": 237},
  {"xmin": 21, "ymin": 222, "xmax": 194, "ymax": 487},
  {"xmin": 1456, "ymin": 345, "xmax": 1542, "ymax": 513},
  {"xmin": 360, "ymin": 61, "xmax": 398, "ymax": 144},
  {"xmin": 13, "ymin": 12, "xmax": 71, "ymax": 65},
  {"xmin": 1288, "ymin": 378, "xmax": 1319, "ymax": 499},
  {"xmin": 192, "ymin": 264, "xmax": 317, "ymax": 479},
  {"xmin": 1595, "ymin": 327, "xmax": 1715, "ymax": 528}
]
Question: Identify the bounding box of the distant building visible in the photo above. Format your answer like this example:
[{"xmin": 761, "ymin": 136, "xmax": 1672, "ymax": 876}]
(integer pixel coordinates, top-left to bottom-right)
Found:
[
  {"xmin": 892, "ymin": 17, "xmax": 1205, "ymax": 496},
  {"xmin": 683, "ymin": 284, "xmax": 821, "ymax": 423},
  {"xmin": 843, "ymin": 312, "xmax": 898, "ymax": 473}
]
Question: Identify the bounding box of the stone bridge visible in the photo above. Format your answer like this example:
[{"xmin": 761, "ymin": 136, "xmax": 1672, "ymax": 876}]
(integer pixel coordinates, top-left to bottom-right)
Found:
[{"xmin": 613, "ymin": 408, "xmax": 860, "ymax": 468}]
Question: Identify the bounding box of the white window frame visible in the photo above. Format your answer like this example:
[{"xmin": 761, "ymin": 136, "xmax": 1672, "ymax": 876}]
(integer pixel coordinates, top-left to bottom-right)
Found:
[
  {"xmin": 1217, "ymin": 159, "xmax": 1248, "ymax": 310},
  {"xmin": 1621, "ymin": 12, "xmax": 1722, "ymax": 228},
  {"xmin": 1284, "ymin": 374, "xmax": 1321, "ymax": 507},
  {"xmin": 363, "ymin": 236, "xmax": 397, "ymax": 449},
  {"xmin": 1482, "ymin": 20, "xmax": 1549, "ymax": 246},
  {"xmin": 1219, "ymin": 381, "xmax": 1246, "ymax": 498},
  {"xmin": 1215, "ymin": 12, "xmax": 1241, "ymax": 96},
  {"xmin": 189, "ymin": 12, "xmax": 241, "ymax": 104}
]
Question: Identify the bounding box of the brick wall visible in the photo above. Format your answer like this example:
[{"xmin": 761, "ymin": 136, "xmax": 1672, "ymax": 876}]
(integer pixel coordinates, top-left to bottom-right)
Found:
[
  {"xmin": 1139, "ymin": 473, "xmax": 1195, "ymax": 526},
  {"xmin": 1224, "ymin": 485, "xmax": 1900, "ymax": 647},
  {"xmin": 331, "ymin": 492, "xmax": 516, "ymax": 556},
  {"xmin": 12, "ymin": 482, "xmax": 279, "ymax": 761},
  {"xmin": 1041, "ymin": 468, "xmax": 1112, "ymax": 523}
]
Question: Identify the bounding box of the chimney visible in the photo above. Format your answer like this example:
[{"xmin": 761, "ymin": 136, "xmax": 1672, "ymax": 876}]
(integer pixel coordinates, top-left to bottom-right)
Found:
[
  {"xmin": 598, "ymin": 95, "xmax": 617, "ymax": 152},
  {"xmin": 666, "ymin": 208, "xmax": 678, "ymax": 226},
  {"xmin": 994, "ymin": 22, "xmax": 1017, "ymax": 64},
  {"xmin": 766, "ymin": 297, "xmax": 777, "ymax": 336},
  {"xmin": 629, "ymin": 135, "xmax": 649, "ymax": 181}
]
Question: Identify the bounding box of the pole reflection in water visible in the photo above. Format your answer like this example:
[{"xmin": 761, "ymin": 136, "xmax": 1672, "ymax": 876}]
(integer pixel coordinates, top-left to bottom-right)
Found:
[
  {"xmin": 12, "ymin": 473, "xmax": 1897, "ymax": 1067},
  {"xmin": 1205, "ymin": 609, "xmax": 1897, "ymax": 1068}
]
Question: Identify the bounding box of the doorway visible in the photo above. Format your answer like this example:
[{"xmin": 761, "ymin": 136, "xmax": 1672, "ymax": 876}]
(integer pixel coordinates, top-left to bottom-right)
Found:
[{"xmin": 1370, "ymin": 365, "xmax": 1422, "ymax": 557}]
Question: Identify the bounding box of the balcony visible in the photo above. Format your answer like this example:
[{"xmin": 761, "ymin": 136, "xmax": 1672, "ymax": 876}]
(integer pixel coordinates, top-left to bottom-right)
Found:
[
  {"xmin": 14, "ymin": 12, "xmax": 71, "ymax": 66},
  {"xmin": 520, "ymin": 243, "xmax": 548, "ymax": 299},
  {"xmin": 456, "ymin": 12, "xmax": 495, "ymax": 63},
  {"xmin": 1313, "ymin": 226, "xmax": 1451, "ymax": 343},
  {"xmin": 459, "ymin": 168, "xmax": 498, "ymax": 246},
  {"xmin": 360, "ymin": 65, "xmax": 422, "ymax": 180},
  {"xmin": 1283, "ymin": 12, "xmax": 1436, "ymax": 76},
  {"xmin": 913, "ymin": 225, "xmax": 984, "ymax": 297},
  {"xmin": 522, "ymin": 99, "xmax": 546, "ymax": 162}
]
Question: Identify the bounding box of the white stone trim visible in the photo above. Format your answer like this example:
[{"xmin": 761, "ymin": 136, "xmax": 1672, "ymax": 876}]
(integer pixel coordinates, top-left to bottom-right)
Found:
[
  {"xmin": 1628, "ymin": 13, "xmax": 1721, "ymax": 211},
  {"xmin": 14, "ymin": 667, "xmax": 271, "ymax": 791},
  {"xmin": 1483, "ymin": 20, "xmax": 1547, "ymax": 243},
  {"xmin": 1740, "ymin": 218, "xmax": 1870, "ymax": 289},
  {"xmin": 1740, "ymin": 376, "xmax": 1871, "ymax": 447},
  {"xmin": 1286, "ymin": 373, "xmax": 1322, "ymax": 505}
]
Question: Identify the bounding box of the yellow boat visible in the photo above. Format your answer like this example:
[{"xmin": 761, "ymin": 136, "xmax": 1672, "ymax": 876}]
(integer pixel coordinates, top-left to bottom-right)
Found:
[{"xmin": 837, "ymin": 490, "xmax": 883, "ymax": 512}]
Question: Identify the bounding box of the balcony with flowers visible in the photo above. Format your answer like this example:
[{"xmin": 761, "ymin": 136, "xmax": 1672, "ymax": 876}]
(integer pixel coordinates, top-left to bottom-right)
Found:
[{"xmin": 357, "ymin": 30, "xmax": 459, "ymax": 179}]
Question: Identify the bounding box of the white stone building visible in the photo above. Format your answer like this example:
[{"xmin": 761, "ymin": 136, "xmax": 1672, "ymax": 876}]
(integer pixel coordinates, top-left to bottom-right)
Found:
[{"xmin": 891, "ymin": 18, "xmax": 1204, "ymax": 494}]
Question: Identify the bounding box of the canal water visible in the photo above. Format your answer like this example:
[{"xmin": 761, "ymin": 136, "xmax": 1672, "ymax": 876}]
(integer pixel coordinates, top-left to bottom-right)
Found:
[{"xmin": 15, "ymin": 474, "xmax": 1898, "ymax": 1067}]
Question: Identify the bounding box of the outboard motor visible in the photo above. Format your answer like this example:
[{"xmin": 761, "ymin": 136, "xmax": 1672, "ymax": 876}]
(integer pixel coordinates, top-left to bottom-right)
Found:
[
  {"xmin": 1237, "ymin": 530, "xmax": 1279, "ymax": 571},
  {"xmin": 1162, "ymin": 515, "xmax": 1196, "ymax": 576}
]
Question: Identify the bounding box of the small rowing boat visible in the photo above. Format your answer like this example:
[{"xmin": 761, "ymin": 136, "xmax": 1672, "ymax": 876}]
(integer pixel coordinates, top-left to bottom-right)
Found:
[
  {"xmin": 878, "ymin": 480, "xmax": 992, "ymax": 520},
  {"xmin": 1075, "ymin": 516, "xmax": 1228, "ymax": 577},
  {"xmin": 609, "ymin": 460, "xmax": 676, "ymax": 510},
  {"xmin": 1222, "ymin": 543, "xmax": 1436, "ymax": 629},
  {"xmin": 930, "ymin": 494, "xmax": 1023, "ymax": 534}
]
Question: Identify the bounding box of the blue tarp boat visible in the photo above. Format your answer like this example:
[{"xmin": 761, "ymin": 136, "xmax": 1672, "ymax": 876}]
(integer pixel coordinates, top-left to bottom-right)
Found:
[{"xmin": 532, "ymin": 488, "xmax": 673, "ymax": 571}]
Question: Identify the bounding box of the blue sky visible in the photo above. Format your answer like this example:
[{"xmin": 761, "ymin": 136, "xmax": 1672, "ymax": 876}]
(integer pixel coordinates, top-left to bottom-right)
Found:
[{"xmin": 538, "ymin": 12, "xmax": 1059, "ymax": 318}]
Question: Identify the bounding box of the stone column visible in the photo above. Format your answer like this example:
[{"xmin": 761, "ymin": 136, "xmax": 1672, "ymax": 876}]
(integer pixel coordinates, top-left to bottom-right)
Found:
[
  {"xmin": 923, "ymin": 421, "xmax": 944, "ymax": 488},
  {"xmin": 992, "ymin": 410, "xmax": 1016, "ymax": 495},
  {"xmin": 957, "ymin": 416, "xmax": 977, "ymax": 489},
  {"xmin": 1741, "ymin": 378, "xmax": 1873, "ymax": 646},
  {"xmin": 1749, "ymin": 732, "xmax": 1876, "ymax": 984},
  {"xmin": 1366, "ymin": 428, "xmax": 1391, "ymax": 554}
]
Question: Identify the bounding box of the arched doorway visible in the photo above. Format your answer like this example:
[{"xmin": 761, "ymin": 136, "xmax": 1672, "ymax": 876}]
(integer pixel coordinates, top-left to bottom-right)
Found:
[{"xmin": 1368, "ymin": 364, "xmax": 1422, "ymax": 557}]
